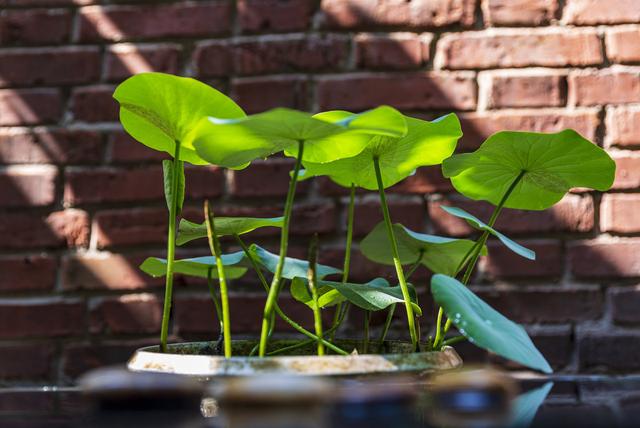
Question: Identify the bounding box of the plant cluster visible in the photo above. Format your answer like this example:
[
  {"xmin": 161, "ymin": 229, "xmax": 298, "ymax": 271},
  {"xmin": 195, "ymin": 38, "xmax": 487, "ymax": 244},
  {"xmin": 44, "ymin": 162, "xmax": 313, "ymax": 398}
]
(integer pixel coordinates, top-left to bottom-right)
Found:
[{"xmin": 114, "ymin": 73, "xmax": 615, "ymax": 373}]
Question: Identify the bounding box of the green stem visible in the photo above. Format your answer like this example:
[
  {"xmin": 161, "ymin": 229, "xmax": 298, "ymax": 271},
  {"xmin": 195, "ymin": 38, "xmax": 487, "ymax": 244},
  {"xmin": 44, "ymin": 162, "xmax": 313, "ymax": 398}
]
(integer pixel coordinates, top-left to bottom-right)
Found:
[
  {"xmin": 206, "ymin": 267, "xmax": 223, "ymax": 339},
  {"xmin": 307, "ymin": 235, "xmax": 324, "ymax": 356},
  {"xmin": 204, "ymin": 201, "xmax": 232, "ymax": 358},
  {"xmin": 330, "ymin": 183, "xmax": 356, "ymax": 341},
  {"xmin": 258, "ymin": 141, "xmax": 305, "ymax": 357},
  {"xmin": 363, "ymin": 311, "xmax": 370, "ymax": 354},
  {"xmin": 432, "ymin": 307, "xmax": 445, "ymax": 349},
  {"xmin": 442, "ymin": 335, "xmax": 467, "ymax": 347},
  {"xmin": 159, "ymin": 142, "xmax": 183, "ymax": 353},
  {"xmin": 372, "ymin": 156, "xmax": 419, "ymax": 347}
]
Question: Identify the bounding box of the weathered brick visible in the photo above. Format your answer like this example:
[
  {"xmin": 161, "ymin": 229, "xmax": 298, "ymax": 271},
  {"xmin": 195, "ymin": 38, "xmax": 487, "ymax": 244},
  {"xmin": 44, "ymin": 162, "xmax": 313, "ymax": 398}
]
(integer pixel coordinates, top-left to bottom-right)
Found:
[
  {"xmin": 569, "ymin": 68, "xmax": 640, "ymax": 106},
  {"xmin": 611, "ymin": 152, "xmax": 640, "ymax": 190},
  {"xmin": 77, "ymin": 2, "xmax": 233, "ymax": 42},
  {"xmin": 0, "ymin": 88, "xmax": 62, "ymax": 125},
  {"xmin": 482, "ymin": 240, "xmax": 564, "ymax": 279},
  {"xmin": 388, "ymin": 165, "xmax": 454, "ymax": 194},
  {"xmin": 606, "ymin": 106, "xmax": 640, "ymax": 147},
  {"xmin": 0, "ymin": 299, "xmax": 85, "ymax": 339},
  {"xmin": 0, "ymin": 9, "xmax": 71, "ymax": 45},
  {"xmin": 184, "ymin": 165, "xmax": 225, "ymax": 200},
  {"xmin": 479, "ymin": 69, "xmax": 567, "ymax": 109},
  {"xmin": 320, "ymin": 0, "xmax": 476, "ymax": 29},
  {"xmin": 0, "ymin": 166, "xmax": 57, "ymax": 207},
  {"xmin": 436, "ymin": 29, "xmax": 602, "ymax": 69},
  {"xmin": 90, "ymin": 294, "xmax": 162, "ymax": 334},
  {"xmin": 601, "ymin": 194, "xmax": 640, "ymax": 233},
  {"xmin": 193, "ymin": 41, "xmax": 232, "ymax": 78},
  {"xmin": 0, "ymin": 47, "xmax": 100, "ymax": 87},
  {"xmin": 45, "ymin": 209, "xmax": 90, "ymax": 248},
  {"xmin": 104, "ymin": 43, "xmax": 181, "ymax": 81},
  {"xmin": 606, "ymin": 26, "xmax": 640, "ymax": 64},
  {"xmin": 355, "ymin": 33, "xmax": 425, "ymax": 70},
  {"xmin": 353, "ymin": 197, "xmax": 426, "ymax": 237},
  {"xmin": 231, "ymin": 75, "xmax": 308, "ymax": 114},
  {"xmin": 564, "ymin": 0, "xmax": 640, "ymax": 25},
  {"xmin": 62, "ymin": 340, "xmax": 155, "ymax": 379},
  {"xmin": 94, "ymin": 207, "xmax": 167, "ymax": 249},
  {"xmin": 70, "ymin": 85, "xmax": 118, "ymax": 123},
  {"xmin": 108, "ymin": 131, "xmax": 167, "ymax": 164},
  {"xmin": 0, "ymin": 209, "xmax": 89, "ymax": 250},
  {"xmin": 228, "ymin": 158, "xmax": 309, "ymax": 197},
  {"xmin": 611, "ymin": 287, "xmax": 640, "ymax": 325},
  {"xmin": 579, "ymin": 332, "xmax": 640, "ymax": 371},
  {"xmin": 0, "ymin": 256, "xmax": 56, "ymax": 293},
  {"xmin": 317, "ymin": 72, "xmax": 477, "ymax": 111},
  {"xmin": 0, "ymin": 129, "xmax": 103, "ymax": 164},
  {"xmin": 569, "ymin": 239, "xmax": 640, "ymax": 278},
  {"xmin": 238, "ymin": 0, "xmax": 314, "ymax": 33},
  {"xmin": 482, "ymin": 0, "xmax": 558, "ymax": 26}
]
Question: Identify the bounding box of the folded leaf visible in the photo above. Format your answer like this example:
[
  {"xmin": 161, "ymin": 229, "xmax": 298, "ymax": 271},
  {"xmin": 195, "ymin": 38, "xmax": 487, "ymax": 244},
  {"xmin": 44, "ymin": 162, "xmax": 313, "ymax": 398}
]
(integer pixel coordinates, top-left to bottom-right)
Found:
[
  {"xmin": 431, "ymin": 274, "xmax": 552, "ymax": 374},
  {"xmin": 314, "ymin": 105, "xmax": 408, "ymax": 139},
  {"xmin": 249, "ymin": 244, "xmax": 341, "ymax": 280},
  {"xmin": 162, "ymin": 159, "xmax": 185, "ymax": 214},
  {"xmin": 177, "ymin": 217, "xmax": 284, "ymax": 246},
  {"xmin": 290, "ymin": 277, "xmax": 345, "ymax": 309},
  {"xmin": 442, "ymin": 130, "xmax": 616, "ymax": 210},
  {"xmin": 140, "ymin": 253, "xmax": 247, "ymax": 280},
  {"xmin": 440, "ymin": 206, "xmax": 535, "ymax": 260}
]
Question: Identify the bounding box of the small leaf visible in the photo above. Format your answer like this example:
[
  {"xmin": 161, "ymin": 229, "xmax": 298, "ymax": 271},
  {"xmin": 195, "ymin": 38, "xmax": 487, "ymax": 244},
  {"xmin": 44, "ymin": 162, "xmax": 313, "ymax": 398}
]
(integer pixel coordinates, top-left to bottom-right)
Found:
[
  {"xmin": 249, "ymin": 244, "xmax": 341, "ymax": 280},
  {"xmin": 177, "ymin": 217, "xmax": 284, "ymax": 246},
  {"xmin": 290, "ymin": 277, "xmax": 345, "ymax": 309},
  {"xmin": 442, "ymin": 130, "xmax": 616, "ymax": 210},
  {"xmin": 162, "ymin": 159, "xmax": 185, "ymax": 214},
  {"xmin": 360, "ymin": 222, "xmax": 483, "ymax": 275},
  {"xmin": 140, "ymin": 253, "xmax": 247, "ymax": 280},
  {"xmin": 440, "ymin": 206, "xmax": 535, "ymax": 260},
  {"xmin": 431, "ymin": 274, "xmax": 552, "ymax": 374}
]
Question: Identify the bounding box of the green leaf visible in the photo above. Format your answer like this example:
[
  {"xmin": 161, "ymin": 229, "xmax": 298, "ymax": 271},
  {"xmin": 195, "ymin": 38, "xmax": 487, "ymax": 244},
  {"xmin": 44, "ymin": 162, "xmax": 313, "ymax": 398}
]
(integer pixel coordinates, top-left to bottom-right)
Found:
[
  {"xmin": 302, "ymin": 113, "xmax": 462, "ymax": 190},
  {"xmin": 290, "ymin": 277, "xmax": 345, "ymax": 309},
  {"xmin": 442, "ymin": 130, "xmax": 616, "ymax": 210},
  {"xmin": 314, "ymin": 105, "xmax": 408, "ymax": 138},
  {"xmin": 509, "ymin": 382, "xmax": 553, "ymax": 428},
  {"xmin": 162, "ymin": 159, "xmax": 185, "ymax": 214},
  {"xmin": 140, "ymin": 253, "xmax": 247, "ymax": 280},
  {"xmin": 431, "ymin": 274, "xmax": 552, "ymax": 374},
  {"xmin": 440, "ymin": 206, "xmax": 535, "ymax": 260},
  {"xmin": 249, "ymin": 244, "xmax": 341, "ymax": 280},
  {"xmin": 360, "ymin": 222, "xmax": 484, "ymax": 276},
  {"xmin": 113, "ymin": 72, "xmax": 245, "ymax": 165},
  {"xmin": 177, "ymin": 217, "xmax": 284, "ymax": 246}
]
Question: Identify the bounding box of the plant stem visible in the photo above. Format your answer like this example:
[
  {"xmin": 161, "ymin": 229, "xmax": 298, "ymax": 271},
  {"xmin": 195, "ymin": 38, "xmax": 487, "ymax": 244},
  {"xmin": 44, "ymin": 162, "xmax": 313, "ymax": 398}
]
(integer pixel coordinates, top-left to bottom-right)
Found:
[
  {"xmin": 160, "ymin": 142, "xmax": 183, "ymax": 353},
  {"xmin": 442, "ymin": 335, "xmax": 467, "ymax": 347},
  {"xmin": 330, "ymin": 183, "xmax": 356, "ymax": 341},
  {"xmin": 258, "ymin": 140, "xmax": 305, "ymax": 357},
  {"xmin": 363, "ymin": 311, "xmax": 370, "ymax": 354},
  {"xmin": 204, "ymin": 201, "xmax": 232, "ymax": 358},
  {"xmin": 373, "ymin": 156, "xmax": 419, "ymax": 348},
  {"xmin": 206, "ymin": 267, "xmax": 223, "ymax": 340},
  {"xmin": 307, "ymin": 234, "xmax": 324, "ymax": 356}
]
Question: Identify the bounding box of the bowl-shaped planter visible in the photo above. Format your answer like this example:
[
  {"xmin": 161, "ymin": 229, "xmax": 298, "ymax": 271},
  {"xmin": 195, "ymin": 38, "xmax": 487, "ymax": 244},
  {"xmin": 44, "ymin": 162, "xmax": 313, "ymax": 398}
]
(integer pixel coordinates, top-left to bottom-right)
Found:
[{"xmin": 127, "ymin": 340, "xmax": 462, "ymax": 379}]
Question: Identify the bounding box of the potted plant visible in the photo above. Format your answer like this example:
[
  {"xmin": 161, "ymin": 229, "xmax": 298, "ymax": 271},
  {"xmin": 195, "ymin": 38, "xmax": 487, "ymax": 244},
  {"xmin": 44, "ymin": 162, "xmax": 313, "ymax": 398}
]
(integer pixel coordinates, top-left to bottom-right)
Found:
[{"xmin": 114, "ymin": 73, "xmax": 615, "ymax": 377}]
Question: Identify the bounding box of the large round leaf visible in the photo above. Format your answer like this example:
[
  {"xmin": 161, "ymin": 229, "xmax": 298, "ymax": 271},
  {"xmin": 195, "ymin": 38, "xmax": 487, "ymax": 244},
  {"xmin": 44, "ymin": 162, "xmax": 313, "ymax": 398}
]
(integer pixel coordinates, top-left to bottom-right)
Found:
[
  {"xmin": 360, "ymin": 222, "xmax": 483, "ymax": 276},
  {"xmin": 113, "ymin": 72, "xmax": 245, "ymax": 165},
  {"xmin": 431, "ymin": 274, "xmax": 552, "ymax": 374},
  {"xmin": 177, "ymin": 217, "xmax": 284, "ymax": 246},
  {"xmin": 302, "ymin": 113, "xmax": 462, "ymax": 190},
  {"xmin": 314, "ymin": 105, "xmax": 408, "ymax": 139},
  {"xmin": 442, "ymin": 130, "xmax": 616, "ymax": 211},
  {"xmin": 140, "ymin": 253, "xmax": 247, "ymax": 280}
]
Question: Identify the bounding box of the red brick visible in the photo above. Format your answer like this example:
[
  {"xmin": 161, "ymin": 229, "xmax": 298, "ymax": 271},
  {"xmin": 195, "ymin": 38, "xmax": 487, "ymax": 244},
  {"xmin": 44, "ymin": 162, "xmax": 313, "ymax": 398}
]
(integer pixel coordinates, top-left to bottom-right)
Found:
[
  {"xmin": 0, "ymin": 344, "xmax": 53, "ymax": 380},
  {"xmin": 353, "ymin": 197, "xmax": 426, "ymax": 237},
  {"xmin": 229, "ymin": 158, "xmax": 309, "ymax": 197},
  {"xmin": 231, "ymin": 75, "xmax": 308, "ymax": 114},
  {"xmin": 0, "ymin": 88, "xmax": 62, "ymax": 125},
  {"xmin": 436, "ymin": 29, "xmax": 602, "ymax": 69},
  {"xmin": 564, "ymin": 0, "xmax": 640, "ymax": 25},
  {"xmin": 355, "ymin": 33, "xmax": 425, "ymax": 70},
  {"xmin": 77, "ymin": 2, "xmax": 233, "ymax": 42},
  {"xmin": 430, "ymin": 194, "xmax": 595, "ymax": 236},
  {"xmin": 0, "ymin": 129, "xmax": 103, "ymax": 164},
  {"xmin": 0, "ymin": 166, "xmax": 57, "ymax": 207},
  {"xmin": 482, "ymin": 240, "xmax": 563, "ymax": 279},
  {"xmin": 0, "ymin": 47, "xmax": 100, "ymax": 87},
  {"xmin": 482, "ymin": 0, "xmax": 558, "ymax": 26},
  {"xmin": 0, "ymin": 0, "xmax": 92, "ymax": 4},
  {"xmin": 479, "ymin": 70, "xmax": 567, "ymax": 109},
  {"xmin": 0, "ymin": 256, "xmax": 56, "ymax": 292},
  {"xmin": 62, "ymin": 340, "xmax": 155, "ymax": 379},
  {"xmin": 0, "ymin": 9, "xmax": 71, "ymax": 45},
  {"xmin": 317, "ymin": 72, "xmax": 477, "ymax": 111},
  {"xmin": 388, "ymin": 165, "xmax": 455, "ymax": 194},
  {"xmin": 193, "ymin": 41, "xmax": 232, "ymax": 78},
  {"xmin": 579, "ymin": 332, "xmax": 640, "ymax": 371},
  {"xmin": 61, "ymin": 253, "xmax": 163, "ymax": 291},
  {"xmin": 611, "ymin": 287, "xmax": 640, "ymax": 325},
  {"xmin": 0, "ymin": 299, "xmax": 85, "ymax": 339},
  {"xmin": 290, "ymin": 202, "xmax": 337, "ymax": 236},
  {"xmin": 90, "ymin": 293, "xmax": 162, "ymax": 335},
  {"xmin": 94, "ymin": 207, "xmax": 167, "ymax": 249},
  {"xmin": 184, "ymin": 165, "xmax": 225, "ymax": 200},
  {"xmin": 569, "ymin": 68, "xmax": 640, "ymax": 106},
  {"xmin": 569, "ymin": 239, "xmax": 640, "ymax": 278},
  {"xmin": 320, "ymin": 0, "xmax": 476, "ymax": 29},
  {"xmin": 606, "ymin": 106, "xmax": 640, "ymax": 147},
  {"xmin": 601, "ymin": 194, "xmax": 640, "ymax": 233},
  {"xmin": 104, "ymin": 43, "xmax": 181, "ymax": 81},
  {"xmin": 611, "ymin": 153, "xmax": 640, "ymax": 190},
  {"xmin": 606, "ymin": 27, "xmax": 640, "ymax": 64},
  {"xmin": 238, "ymin": 0, "xmax": 314, "ymax": 33},
  {"xmin": 108, "ymin": 131, "xmax": 167, "ymax": 163},
  {"xmin": 0, "ymin": 209, "xmax": 89, "ymax": 250},
  {"xmin": 70, "ymin": 85, "xmax": 118, "ymax": 123}
]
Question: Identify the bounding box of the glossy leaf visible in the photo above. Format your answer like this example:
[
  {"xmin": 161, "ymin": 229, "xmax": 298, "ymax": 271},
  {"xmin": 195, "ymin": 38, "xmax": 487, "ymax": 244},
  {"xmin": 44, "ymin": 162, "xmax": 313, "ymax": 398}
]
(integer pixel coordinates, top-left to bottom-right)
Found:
[
  {"xmin": 431, "ymin": 274, "xmax": 552, "ymax": 374},
  {"xmin": 177, "ymin": 217, "xmax": 284, "ymax": 246},
  {"xmin": 290, "ymin": 277, "xmax": 345, "ymax": 309},
  {"xmin": 442, "ymin": 130, "xmax": 616, "ymax": 210},
  {"xmin": 302, "ymin": 113, "xmax": 462, "ymax": 190},
  {"xmin": 140, "ymin": 253, "xmax": 247, "ymax": 280},
  {"xmin": 162, "ymin": 159, "xmax": 185, "ymax": 214},
  {"xmin": 440, "ymin": 206, "xmax": 535, "ymax": 260},
  {"xmin": 314, "ymin": 105, "xmax": 408, "ymax": 138},
  {"xmin": 360, "ymin": 222, "xmax": 484, "ymax": 276},
  {"xmin": 113, "ymin": 72, "xmax": 245, "ymax": 165},
  {"xmin": 249, "ymin": 244, "xmax": 341, "ymax": 280}
]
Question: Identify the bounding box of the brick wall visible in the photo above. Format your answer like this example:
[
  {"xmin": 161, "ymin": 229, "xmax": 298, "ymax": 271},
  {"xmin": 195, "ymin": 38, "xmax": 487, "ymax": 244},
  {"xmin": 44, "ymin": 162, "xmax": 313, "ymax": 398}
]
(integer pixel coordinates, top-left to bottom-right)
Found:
[{"xmin": 0, "ymin": 0, "xmax": 639, "ymax": 384}]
